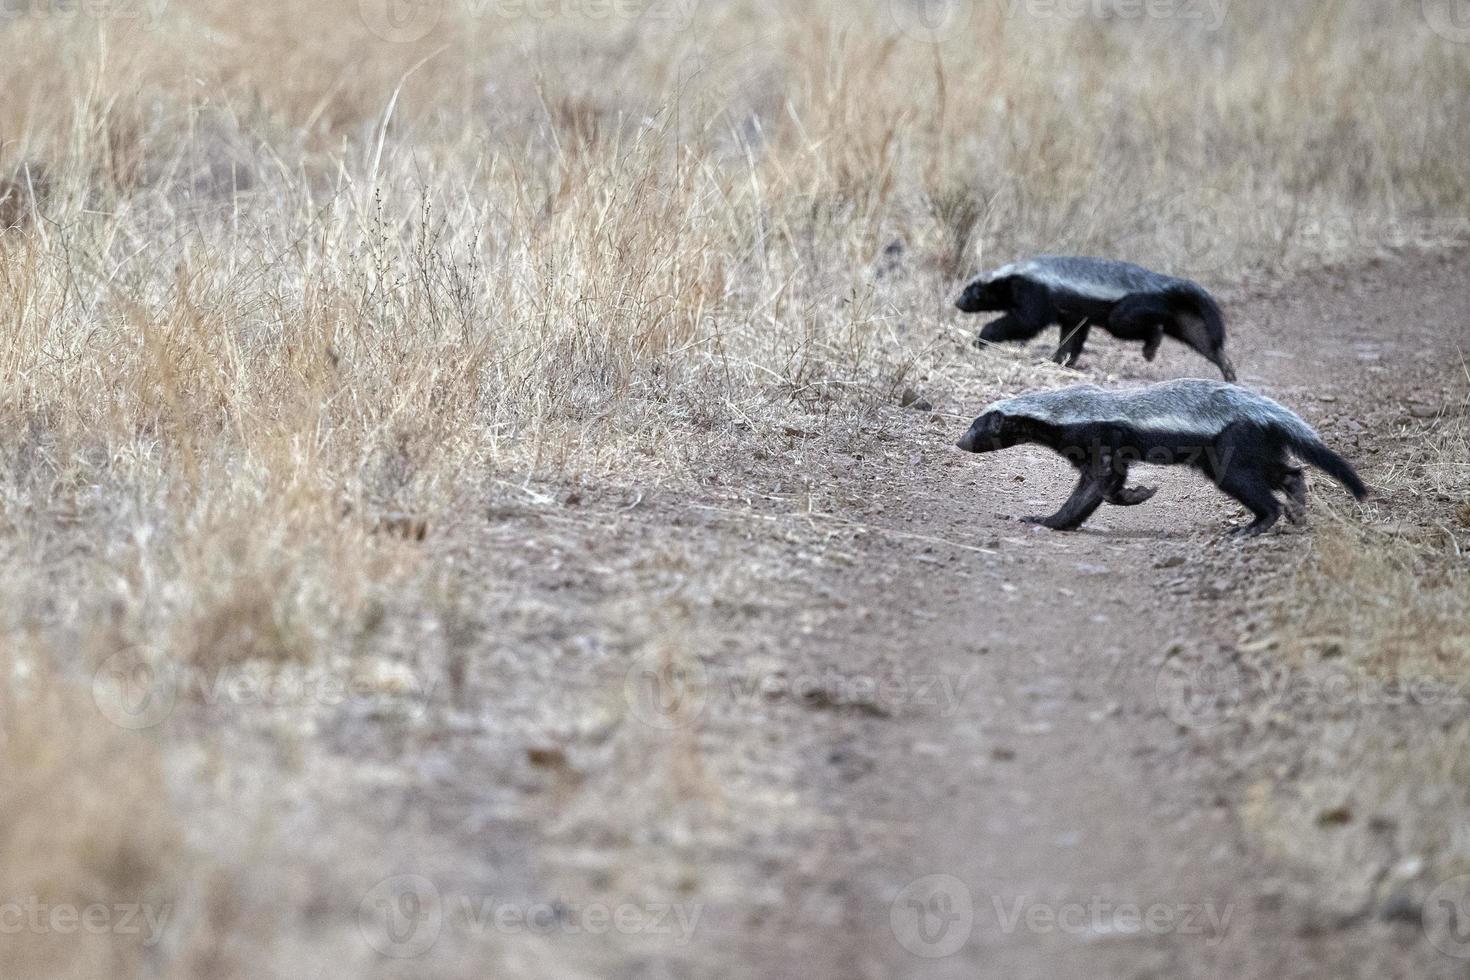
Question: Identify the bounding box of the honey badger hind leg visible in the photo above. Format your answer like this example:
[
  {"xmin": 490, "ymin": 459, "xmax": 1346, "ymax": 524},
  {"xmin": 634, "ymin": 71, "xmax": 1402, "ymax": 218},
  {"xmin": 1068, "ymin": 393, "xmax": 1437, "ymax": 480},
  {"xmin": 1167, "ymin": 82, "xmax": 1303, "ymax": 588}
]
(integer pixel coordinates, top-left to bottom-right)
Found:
[
  {"xmin": 1218, "ymin": 467, "xmax": 1283, "ymax": 538},
  {"xmin": 1206, "ymin": 422, "xmax": 1284, "ymax": 538},
  {"xmin": 1275, "ymin": 465, "xmax": 1308, "ymax": 524},
  {"xmin": 1141, "ymin": 329, "xmax": 1164, "ymax": 362},
  {"xmin": 1052, "ymin": 319, "xmax": 1092, "ymax": 367},
  {"xmin": 1106, "ymin": 294, "xmax": 1168, "ymax": 362}
]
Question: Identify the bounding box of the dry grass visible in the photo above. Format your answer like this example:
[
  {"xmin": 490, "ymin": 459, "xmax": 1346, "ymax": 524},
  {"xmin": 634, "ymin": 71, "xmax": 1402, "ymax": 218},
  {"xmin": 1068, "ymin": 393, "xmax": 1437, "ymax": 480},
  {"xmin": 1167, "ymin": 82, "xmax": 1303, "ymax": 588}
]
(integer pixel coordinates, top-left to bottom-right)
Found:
[
  {"xmin": 1282, "ymin": 387, "xmax": 1470, "ymax": 675},
  {"xmin": 2, "ymin": 0, "xmax": 1469, "ymax": 975},
  {"xmin": 1242, "ymin": 391, "xmax": 1470, "ymax": 909}
]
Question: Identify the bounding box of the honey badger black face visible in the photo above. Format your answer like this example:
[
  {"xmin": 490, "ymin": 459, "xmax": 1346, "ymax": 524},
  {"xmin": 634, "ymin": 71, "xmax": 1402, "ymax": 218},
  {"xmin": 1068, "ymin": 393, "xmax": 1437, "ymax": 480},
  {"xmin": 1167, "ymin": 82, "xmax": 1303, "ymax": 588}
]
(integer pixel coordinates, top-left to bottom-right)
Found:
[
  {"xmin": 956, "ymin": 411, "xmax": 1024, "ymax": 453},
  {"xmin": 955, "ymin": 276, "xmax": 1014, "ymax": 313}
]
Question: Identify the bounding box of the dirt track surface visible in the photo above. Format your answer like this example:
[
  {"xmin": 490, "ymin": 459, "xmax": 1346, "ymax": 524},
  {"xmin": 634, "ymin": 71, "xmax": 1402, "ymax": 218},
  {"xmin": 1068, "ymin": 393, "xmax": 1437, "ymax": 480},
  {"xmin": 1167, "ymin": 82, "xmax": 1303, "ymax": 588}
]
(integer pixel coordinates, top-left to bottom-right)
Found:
[{"xmin": 315, "ymin": 249, "xmax": 1469, "ymax": 979}]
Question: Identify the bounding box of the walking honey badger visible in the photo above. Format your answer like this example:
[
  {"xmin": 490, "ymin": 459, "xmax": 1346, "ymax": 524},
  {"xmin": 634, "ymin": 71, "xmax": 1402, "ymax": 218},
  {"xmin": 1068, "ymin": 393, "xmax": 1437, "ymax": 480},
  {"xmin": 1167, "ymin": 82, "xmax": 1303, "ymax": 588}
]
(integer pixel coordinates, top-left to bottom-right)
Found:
[
  {"xmin": 955, "ymin": 379, "xmax": 1368, "ymax": 538},
  {"xmin": 955, "ymin": 255, "xmax": 1238, "ymax": 381}
]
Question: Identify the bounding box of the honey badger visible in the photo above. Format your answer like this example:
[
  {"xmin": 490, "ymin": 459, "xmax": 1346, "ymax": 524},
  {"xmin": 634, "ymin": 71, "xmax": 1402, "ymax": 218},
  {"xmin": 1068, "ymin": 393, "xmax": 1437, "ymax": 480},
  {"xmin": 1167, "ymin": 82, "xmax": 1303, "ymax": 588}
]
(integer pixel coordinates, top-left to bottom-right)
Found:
[
  {"xmin": 955, "ymin": 379, "xmax": 1367, "ymax": 538},
  {"xmin": 955, "ymin": 256, "xmax": 1237, "ymax": 381}
]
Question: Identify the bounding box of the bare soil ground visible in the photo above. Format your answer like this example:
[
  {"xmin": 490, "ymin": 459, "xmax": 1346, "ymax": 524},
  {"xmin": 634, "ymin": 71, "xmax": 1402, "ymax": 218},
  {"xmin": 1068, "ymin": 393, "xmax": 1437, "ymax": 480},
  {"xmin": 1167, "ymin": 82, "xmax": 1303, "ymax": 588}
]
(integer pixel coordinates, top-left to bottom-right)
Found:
[{"xmin": 175, "ymin": 247, "xmax": 1467, "ymax": 978}]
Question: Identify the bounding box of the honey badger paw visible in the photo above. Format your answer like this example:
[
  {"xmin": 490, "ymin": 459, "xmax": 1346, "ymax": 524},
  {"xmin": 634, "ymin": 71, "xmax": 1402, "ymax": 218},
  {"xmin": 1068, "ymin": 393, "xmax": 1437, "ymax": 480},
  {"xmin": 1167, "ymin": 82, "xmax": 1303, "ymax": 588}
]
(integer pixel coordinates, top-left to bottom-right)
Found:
[
  {"xmin": 1020, "ymin": 515, "xmax": 1078, "ymax": 531},
  {"xmin": 1280, "ymin": 470, "xmax": 1308, "ymax": 524},
  {"xmin": 1106, "ymin": 485, "xmax": 1158, "ymax": 507},
  {"xmin": 1227, "ymin": 518, "xmax": 1278, "ymax": 540}
]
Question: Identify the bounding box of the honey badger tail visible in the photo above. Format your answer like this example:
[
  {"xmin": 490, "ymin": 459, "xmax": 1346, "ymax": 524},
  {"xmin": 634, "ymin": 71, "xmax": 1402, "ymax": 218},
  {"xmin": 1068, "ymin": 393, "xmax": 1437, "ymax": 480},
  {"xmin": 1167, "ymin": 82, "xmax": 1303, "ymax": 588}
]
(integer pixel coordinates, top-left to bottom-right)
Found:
[{"xmin": 1286, "ymin": 432, "xmax": 1369, "ymax": 501}]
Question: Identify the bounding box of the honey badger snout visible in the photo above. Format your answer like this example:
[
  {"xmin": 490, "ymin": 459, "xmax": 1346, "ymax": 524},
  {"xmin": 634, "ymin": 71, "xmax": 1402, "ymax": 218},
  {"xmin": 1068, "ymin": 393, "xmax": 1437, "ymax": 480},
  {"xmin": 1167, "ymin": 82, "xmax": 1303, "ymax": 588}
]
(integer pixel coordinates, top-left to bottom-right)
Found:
[{"xmin": 956, "ymin": 413, "xmax": 1004, "ymax": 453}]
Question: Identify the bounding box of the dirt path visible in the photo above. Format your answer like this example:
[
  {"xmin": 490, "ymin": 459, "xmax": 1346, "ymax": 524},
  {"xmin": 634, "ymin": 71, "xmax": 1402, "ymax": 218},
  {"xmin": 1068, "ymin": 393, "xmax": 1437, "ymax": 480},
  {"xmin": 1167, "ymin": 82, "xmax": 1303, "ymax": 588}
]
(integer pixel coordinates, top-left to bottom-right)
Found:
[
  {"xmin": 661, "ymin": 247, "xmax": 1469, "ymax": 979},
  {"xmin": 333, "ymin": 249, "xmax": 1468, "ymax": 979},
  {"xmin": 754, "ymin": 247, "xmax": 1469, "ymax": 980}
]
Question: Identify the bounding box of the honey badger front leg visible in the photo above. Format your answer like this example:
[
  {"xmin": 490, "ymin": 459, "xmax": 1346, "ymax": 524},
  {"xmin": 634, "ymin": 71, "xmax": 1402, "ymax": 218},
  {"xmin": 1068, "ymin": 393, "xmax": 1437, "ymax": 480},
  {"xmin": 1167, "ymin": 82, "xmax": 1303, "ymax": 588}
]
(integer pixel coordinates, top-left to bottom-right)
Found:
[
  {"xmin": 1022, "ymin": 470, "xmax": 1108, "ymax": 530},
  {"xmin": 1023, "ymin": 457, "xmax": 1157, "ymax": 530},
  {"xmin": 1022, "ymin": 452, "xmax": 1122, "ymax": 529},
  {"xmin": 1104, "ymin": 477, "xmax": 1159, "ymax": 506}
]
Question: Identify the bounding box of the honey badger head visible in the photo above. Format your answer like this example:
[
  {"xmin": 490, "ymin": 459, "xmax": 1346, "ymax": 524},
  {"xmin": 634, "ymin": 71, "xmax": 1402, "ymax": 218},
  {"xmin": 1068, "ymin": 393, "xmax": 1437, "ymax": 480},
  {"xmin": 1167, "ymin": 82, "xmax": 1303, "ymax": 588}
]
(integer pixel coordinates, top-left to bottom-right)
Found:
[
  {"xmin": 956, "ymin": 409, "xmax": 1031, "ymax": 453},
  {"xmin": 955, "ymin": 274, "xmax": 1016, "ymax": 313}
]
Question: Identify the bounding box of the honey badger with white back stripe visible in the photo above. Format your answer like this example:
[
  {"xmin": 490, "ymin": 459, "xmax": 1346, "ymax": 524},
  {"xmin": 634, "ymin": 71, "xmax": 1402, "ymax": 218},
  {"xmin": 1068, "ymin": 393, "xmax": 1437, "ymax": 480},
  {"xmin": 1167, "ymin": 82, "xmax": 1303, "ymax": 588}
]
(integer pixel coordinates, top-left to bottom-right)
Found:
[
  {"xmin": 955, "ymin": 256, "xmax": 1237, "ymax": 380},
  {"xmin": 956, "ymin": 379, "xmax": 1367, "ymax": 537}
]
